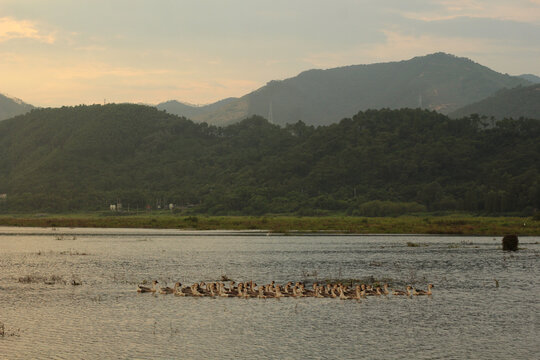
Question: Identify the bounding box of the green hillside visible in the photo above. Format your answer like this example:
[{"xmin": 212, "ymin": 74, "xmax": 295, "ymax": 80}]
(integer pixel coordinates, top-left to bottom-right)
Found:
[
  {"xmin": 0, "ymin": 93, "xmax": 34, "ymax": 121},
  {"xmin": 189, "ymin": 53, "xmax": 530, "ymax": 126},
  {"xmin": 0, "ymin": 104, "xmax": 538, "ymax": 215},
  {"xmin": 449, "ymin": 84, "xmax": 540, "ymax": 120}
]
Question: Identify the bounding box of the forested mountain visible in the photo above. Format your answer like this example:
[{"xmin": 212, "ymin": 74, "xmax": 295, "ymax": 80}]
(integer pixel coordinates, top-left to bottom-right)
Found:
[
  {"xmin": 172, "ymin": 53, "xmax": 530, "ymax": 126},
  {"xmin": 156, "ymin": 97, "xmax": 238, "ymax": 120},
  {"xmin": 0, "ymin": 104, "xmax": 538, "ymax": 215},
  {"xmin": 0, "ymin": 93, "xmax": 34, "ymax": 121},
  {"xmin": 449, "ymin": 85, "xmax": 540, "ymax": 120}
]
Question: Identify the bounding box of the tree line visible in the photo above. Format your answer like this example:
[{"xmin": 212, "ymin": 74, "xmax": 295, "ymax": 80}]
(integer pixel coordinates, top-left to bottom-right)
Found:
[{"xmin": 0, "ymin": 104, "xmax": 538, "ymax": 215}]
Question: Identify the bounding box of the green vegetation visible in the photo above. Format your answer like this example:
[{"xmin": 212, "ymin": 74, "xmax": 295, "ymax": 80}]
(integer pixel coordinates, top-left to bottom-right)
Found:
[
  {"xmin": 0, "ymin": 104, "xmax": 539, "ymax": 216},
  {"xmin": 449, "ymin": 84, "xmax": 540, "ymax": 120},
  {"xmin": 0, "ymin": 214, "xmax": 538, "ymax": 235},
  {"xmin": 406, "ymin": 242, "xmax": 429, "ymax": 247}
]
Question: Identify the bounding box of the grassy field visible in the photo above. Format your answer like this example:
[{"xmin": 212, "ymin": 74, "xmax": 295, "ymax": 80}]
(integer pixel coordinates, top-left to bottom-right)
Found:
[{"xmin": 0, "ymin": 213, "xmax": 538, "ymax": 235}]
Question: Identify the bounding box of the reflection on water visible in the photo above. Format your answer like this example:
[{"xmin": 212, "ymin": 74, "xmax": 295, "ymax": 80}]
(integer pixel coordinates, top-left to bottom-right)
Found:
[{"xmin": 0, "ymin": 227, "xmax": 538, "ymax": 359}]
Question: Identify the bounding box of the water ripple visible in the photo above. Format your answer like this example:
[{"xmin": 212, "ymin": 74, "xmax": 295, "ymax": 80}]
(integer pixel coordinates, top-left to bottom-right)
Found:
[{"xmin": 0, "ymin": 230, "xmax": 538, "ymax": 359}]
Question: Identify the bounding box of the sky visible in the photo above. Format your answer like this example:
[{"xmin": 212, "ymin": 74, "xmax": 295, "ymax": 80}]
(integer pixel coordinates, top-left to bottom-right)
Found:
[{"xmin": 0, "ymin": 0, "xmax": 539, "ymax": 107}]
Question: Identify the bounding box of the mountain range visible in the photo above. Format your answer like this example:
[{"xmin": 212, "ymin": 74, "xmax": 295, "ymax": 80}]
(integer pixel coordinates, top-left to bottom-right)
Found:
[
  {"xmin": 449, "ymin": 84, "xmax": 540, "ymax": 120},
  {"xmin": 2, "ymin": 52, "xmax": 539, "ymax": 125},
  {"xmin": 155, "ymin": 97, "xmax": 238, "ymax": 121},
  {"xmin": 157, "ymin": 52, "xmax": 532, "ymax": 125}
]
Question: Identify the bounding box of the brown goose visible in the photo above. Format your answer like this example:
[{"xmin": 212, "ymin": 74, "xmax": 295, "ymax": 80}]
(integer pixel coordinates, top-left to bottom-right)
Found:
[
  {"xmin": 274, "ymin": 284, "xmax": 284, "ymax": 298},
  {"xmin": 174, "ymin": 283, "xmax": 186, "ymax": 296},
  {"xmin": 392, "ymin": 286, "xmax": 412, "ymax": 296},
  {"xmin": 137, "ymin": 280, "xmax": 158, "ymax": 293},
  {"xmin": 413, "ymin": 284, "xmax": 434, "ymax": 296},
  {"xmin": 338, "ymin": 286, "xmax": 349, "ymax": 300},
  {"xmin": 159, "ymin": 281, "xmax": 180, "ymax": 294}
]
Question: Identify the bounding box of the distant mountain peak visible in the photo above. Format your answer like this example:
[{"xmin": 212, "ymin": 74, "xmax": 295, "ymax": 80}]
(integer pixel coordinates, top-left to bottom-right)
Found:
[
  {"xmin": 159, "ymin": 99, "xmax": 203, "ymax": 108},
  {"xmin": 421, "ymin": 51, "xmax": 462, "ymax": 59},
  {"xmin": 6, "ymin": 95, "xmax": 25, "ymax": 105},
  {"xmin": 156, "ymin": 97, "xmax": 239, "ymax": 121},
  {"xmin": 518, "ymin": 74, "xmax": 540, "ymax": 83},
  {"xmin": 159, "ymin": 53, "xmax": 531, "ymax": 126},
  {"xmin": 449, "ymin": 84, "xmax": 540, "ymax": 120},
  {"xmin": 0, "ymin": 93, "xmax": 34, "ymax": 121}
]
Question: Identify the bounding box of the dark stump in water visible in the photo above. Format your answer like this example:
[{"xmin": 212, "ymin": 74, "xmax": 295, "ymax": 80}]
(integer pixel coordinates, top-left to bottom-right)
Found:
[{"xmin": 502, "ymin": 235, "xmax": 518, "ymax": 251}]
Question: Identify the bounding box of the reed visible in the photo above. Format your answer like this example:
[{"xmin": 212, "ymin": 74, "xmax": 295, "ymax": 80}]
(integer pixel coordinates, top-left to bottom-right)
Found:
[
  {"xmin": 0, "ymin": 322, "xmax": 20, "ymax": 338},
  {"xmin": 220, "ymin": 274, "xmax": 233, "ymax": 282},
  {"xmin": 18, "ymin": 274, "xmax": 68, "ymax": 285},
  {"xmin": 0, "ymin": 213, "xmax": 538, "ymax": 235},
  {"xmin": 406, "ymin": 242, "xmax": 430, "ymax": 247}
]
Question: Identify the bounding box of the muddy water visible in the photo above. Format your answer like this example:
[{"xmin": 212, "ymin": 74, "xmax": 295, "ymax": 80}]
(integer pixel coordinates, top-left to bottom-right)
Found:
[{"xmin": 0, "ymin": 227, "xmax": 538, "ymax": 359}]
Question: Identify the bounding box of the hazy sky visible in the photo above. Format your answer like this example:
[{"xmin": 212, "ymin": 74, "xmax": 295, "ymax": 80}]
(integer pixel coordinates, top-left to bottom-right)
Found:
[{"xmin": 1, "ymin": 0, "xmax": 539, "ymax": 107}]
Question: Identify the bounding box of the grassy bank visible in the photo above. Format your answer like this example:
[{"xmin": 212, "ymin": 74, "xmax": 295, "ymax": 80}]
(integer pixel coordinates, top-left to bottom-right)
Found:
[{"xmin": 0, "ymin": 213, "xmax": 538, "ymax": 235}]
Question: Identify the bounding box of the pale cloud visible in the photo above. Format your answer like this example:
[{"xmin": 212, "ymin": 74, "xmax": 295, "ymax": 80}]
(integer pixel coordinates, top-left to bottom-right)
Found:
[
  {"xmin": 205, "ymin": 59, "xmax": 222, "ymax": 66},
  {"xmin": 0, "ymin": 51, "xmax": 22, "ymax": 64},
  {"xmin": 302, "ymin": 29, "xmax": 540, "ymax": 75},
  {"xmin": 405, "ymin": 0, "xmax": 540, "ymax": 22},
  {"xmin": 0, "ymin": 17, "xmax": 55, "ymax": 43},
  {"xmin": 53, "ymin": 65, "xmax": 174, "ymax": 80},
  {"xmin": 0, "ymin": 1, "xmax": 538, "ymax": 107},
  {"xmin": 0, "ymin": 51, "xmax": 259, "ymax": 106},
  {"xmin": 364, "ymin": 30, "xmax": 500, "ymax": 60},
  {"xmin": 73, "ymin": 45, "xmax": 107, "ymax": 52}
]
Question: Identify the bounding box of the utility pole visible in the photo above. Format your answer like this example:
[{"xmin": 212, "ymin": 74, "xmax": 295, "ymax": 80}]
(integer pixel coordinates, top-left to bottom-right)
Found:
[{"xmin": 268, "ymin": 101, "xmax": 274, "ymax": 123}]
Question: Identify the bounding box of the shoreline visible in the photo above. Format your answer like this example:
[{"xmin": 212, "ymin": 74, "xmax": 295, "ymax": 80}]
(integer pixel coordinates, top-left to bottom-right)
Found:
[{"xmin": 0, "ymin": 214, "xmax": 538, "ymax": 236}]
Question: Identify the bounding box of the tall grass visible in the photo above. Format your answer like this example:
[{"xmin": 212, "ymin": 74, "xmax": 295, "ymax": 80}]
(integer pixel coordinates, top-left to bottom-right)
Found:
[{"xmin": 0, "ymin": 213, "xmax": 538, "ymax": 235}]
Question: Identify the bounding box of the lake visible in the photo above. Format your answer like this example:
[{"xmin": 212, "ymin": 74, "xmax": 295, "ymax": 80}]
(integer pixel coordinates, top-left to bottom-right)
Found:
[{"xmin": 0, "ymin": 227, "xmax": 538, "ymax": 359}]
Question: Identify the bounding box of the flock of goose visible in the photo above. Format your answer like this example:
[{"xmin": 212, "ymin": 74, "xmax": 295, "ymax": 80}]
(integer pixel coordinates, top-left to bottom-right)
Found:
[{"xmin": 137, "ymin": 280, "xmax": 433, "ymax": 299}]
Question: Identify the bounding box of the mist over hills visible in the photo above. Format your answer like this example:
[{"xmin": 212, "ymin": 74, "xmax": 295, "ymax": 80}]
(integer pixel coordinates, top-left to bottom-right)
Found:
[
  {"xmin": 0, "ymin": 93, "xmax": 34, "ymax": 121},
  {"xmin": 155, "ymin": 97, "xmax": 237, "ymax": 120},
  {"xmin": 1, "ymin": 104, "xmax": 538, "ymax": 215},
  {"xmin": 2, "ymin": 53, "xmax": 535, "ymax": 126},
  {"xmin": 158, "ymin": 53, "xmax": 530, "ymax": 126},
  {"xmin": 519, "ymin": 74, "xmax": 540, "ymax": 83},
  {"xmin": 449, "ymin": 84, "xmax": 540, "ymax": 120}
]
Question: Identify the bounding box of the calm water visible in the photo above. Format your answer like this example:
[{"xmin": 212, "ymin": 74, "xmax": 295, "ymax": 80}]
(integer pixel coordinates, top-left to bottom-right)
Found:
[{"xmin": 0, "ymin": 227, "xmax": 538, "ymax": 359}]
